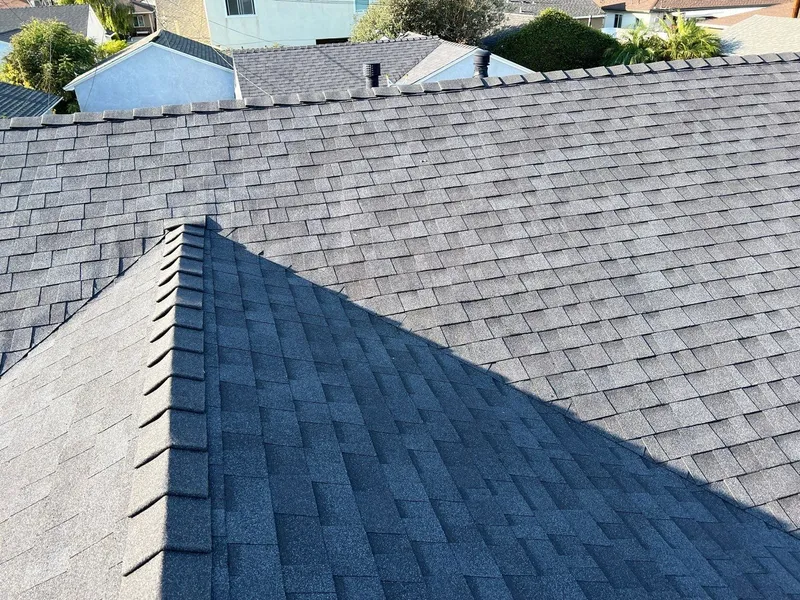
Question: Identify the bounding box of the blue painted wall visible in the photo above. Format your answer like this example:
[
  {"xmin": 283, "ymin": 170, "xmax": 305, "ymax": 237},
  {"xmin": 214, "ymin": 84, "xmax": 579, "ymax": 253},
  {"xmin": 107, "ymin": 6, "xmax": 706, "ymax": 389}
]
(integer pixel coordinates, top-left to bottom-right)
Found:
[
  {"xmin": 73, "ymin": 44, "xmax": 235, "ymax": 112},
  {"xmin": 423, "ymin": 52, "xmax": 531, "ymax": 82}
]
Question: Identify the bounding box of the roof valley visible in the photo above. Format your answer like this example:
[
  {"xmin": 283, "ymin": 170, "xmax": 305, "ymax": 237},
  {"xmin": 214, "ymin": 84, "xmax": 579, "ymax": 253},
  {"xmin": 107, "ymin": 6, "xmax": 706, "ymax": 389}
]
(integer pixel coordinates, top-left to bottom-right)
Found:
[{"xmin": 120, "ymin": 218, "xmax": 212, "ymax": 599}]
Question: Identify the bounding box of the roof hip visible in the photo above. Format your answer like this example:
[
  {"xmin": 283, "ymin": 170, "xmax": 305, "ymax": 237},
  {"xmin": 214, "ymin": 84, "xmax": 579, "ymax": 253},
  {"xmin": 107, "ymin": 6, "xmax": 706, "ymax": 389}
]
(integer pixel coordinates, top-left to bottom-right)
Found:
[{"xmin": 120, "ymin": 217, "xmax": 213, "ymax": 600}]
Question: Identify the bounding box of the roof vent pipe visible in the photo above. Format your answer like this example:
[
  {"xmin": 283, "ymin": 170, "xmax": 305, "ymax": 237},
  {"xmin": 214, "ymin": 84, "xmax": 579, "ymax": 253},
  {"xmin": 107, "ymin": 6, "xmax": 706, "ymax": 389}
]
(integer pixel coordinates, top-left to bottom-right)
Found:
[
  {"xmin": 473, "ymin": 50, "xmax": 490, "ymax": 78},
  {"xmin": 363, "ymin": 63, "xmax": 381, "ymax": 89}
]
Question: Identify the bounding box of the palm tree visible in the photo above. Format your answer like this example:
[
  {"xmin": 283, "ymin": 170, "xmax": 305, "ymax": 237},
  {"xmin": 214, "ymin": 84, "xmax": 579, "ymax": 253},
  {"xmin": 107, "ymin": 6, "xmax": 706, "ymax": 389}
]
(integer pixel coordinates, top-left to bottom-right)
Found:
[
  {"xmin": 605, "ymin": 22, "xmax": 665, "ymax": 65},
  {"xmin": 660, "ymin": 12, "xmax": 720, "ymax": 60}
]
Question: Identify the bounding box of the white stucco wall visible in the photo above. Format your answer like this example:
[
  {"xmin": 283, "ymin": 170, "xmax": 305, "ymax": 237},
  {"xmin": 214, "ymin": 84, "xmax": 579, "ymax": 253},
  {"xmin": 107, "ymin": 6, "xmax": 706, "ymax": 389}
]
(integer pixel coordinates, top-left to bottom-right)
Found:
[
  {"xmin": 205, "ymin": 0, "xmax": 360, "ymax": 48},
  {"xmin": 72, "ymin": 44, "xmax": 235, "ymax": 112},
  {"xmin": 0, "ymin": 41, "xmax": 10, "ymax": 62},
  {"xmin": 603, "ymin": 11, "xmax": 653, "ymax": 32},
  {"xmin": 417, "ymin": 52, "xmax": 531, "ymax": 83},
  {"xmin": 86, "ymin": 8, "xmax": 108, "ymax": 44},
  {"xmin": 603, "ymin": 6, "xmax": 766, "ymax": 33}
]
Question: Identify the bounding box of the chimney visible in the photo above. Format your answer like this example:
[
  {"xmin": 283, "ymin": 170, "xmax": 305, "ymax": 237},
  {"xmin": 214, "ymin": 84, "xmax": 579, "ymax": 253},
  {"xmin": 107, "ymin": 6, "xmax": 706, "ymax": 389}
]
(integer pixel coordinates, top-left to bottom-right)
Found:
[
  {"xmin": 363, "ymin": 63, "xmax": 380, "ymax": 89},
  {"xmin": 473, "ymin": 50, "xmax": 490, "ymax": 78}
]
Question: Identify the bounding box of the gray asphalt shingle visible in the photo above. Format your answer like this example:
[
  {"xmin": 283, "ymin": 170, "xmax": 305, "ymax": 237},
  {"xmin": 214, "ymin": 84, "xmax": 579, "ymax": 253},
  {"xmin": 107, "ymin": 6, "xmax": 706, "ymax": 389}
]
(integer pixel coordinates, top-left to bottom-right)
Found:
[
  {"xmin": 0, "ymin": 82, "xmax": 60, "ymax": 118},
  {"xmin": 2, "ymin": 56, "xmax": 800, "ymax": 598},
  {"xmin": 233, "ymin": 36, "xmax": 443, "ymax": 96}
]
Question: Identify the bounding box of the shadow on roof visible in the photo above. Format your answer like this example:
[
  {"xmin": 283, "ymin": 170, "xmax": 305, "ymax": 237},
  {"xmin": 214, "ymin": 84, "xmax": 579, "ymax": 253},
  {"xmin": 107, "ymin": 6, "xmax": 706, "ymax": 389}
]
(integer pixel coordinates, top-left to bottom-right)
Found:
[{"xmin": 202, "ymin": 226, "xmax": 800, "ymax": 599}]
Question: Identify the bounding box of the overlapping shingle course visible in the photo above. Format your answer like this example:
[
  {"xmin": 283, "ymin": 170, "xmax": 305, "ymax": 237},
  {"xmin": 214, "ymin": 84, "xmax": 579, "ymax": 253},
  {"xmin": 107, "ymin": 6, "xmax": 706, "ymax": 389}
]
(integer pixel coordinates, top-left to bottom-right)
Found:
[{"xmin": 2, "ymin": 55, "xmax": 800, "ymax": 598}]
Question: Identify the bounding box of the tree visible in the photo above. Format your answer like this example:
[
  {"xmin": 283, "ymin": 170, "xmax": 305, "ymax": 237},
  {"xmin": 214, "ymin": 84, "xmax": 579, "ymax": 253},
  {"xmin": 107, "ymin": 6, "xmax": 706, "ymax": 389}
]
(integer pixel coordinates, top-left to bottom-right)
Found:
[
  {"xmin": 0, "ymin": 20, "xmax": 96, "ymax": 111},
  {"xmin": 604, "ymin": 22, "xmax": 664, "ymax": 65},
  {"xmin": 489, "ymin": 9, "xmax": 619, "ymax": 73},
  {"xmin": 351, "ymin": 0, "xmax": 506, "ymax": 44},
  {"xmin": 57, "ymin": 0, "xmax": 133, "ymax": 37},
  {"xmin": 605, "ymin": 13, "xmax": 720, "ymax": 65},
  {"xmin": 661, "ymin": 12, "xmax": 720, "ymax": 60},
  {"xmin": 96, "ymin": 39, "xmax": 128, "ymax": 60}
]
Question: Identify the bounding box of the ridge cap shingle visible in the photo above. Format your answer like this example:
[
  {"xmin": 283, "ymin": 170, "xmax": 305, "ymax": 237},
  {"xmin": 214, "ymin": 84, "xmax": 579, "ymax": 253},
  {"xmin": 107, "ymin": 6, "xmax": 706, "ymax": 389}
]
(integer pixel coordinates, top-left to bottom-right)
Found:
[
  {"xmin": 120, "ymin": 217, "xmax": 212, "ymax": 600},
  {"xmin": 7, "ymin": 53, "xmax": 798, "ymax": 129}
]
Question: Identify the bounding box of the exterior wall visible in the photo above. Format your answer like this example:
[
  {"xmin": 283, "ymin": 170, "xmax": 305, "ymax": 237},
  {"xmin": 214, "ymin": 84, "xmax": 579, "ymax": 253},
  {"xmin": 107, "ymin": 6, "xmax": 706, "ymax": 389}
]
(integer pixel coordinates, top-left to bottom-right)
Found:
[
  {"xmin": 159, "ymin": 0, "xmax": 211, "ymax": 43},
  {"xmin": 205, "ymin": 0, "xmax": 360, "ymax": 48},
  {"xmin": 0, "ymin": 41, "xmax": 10, "ymax": 62},
  {"xmin": 72, "ymin": 44, "xmax": 235, "ymax": 112},
  {"xmin": 132, "ymin": 9, "xmax": 157, "ymax": 35},
  {"xmin": 418, "ymin": 52, "xmax": 530, "ymax": 83},
  {"xmin": 603, "ymin": 6, "xmax": 766, "ymax": 33},
  {"xmin": 86, "ymin": 8, "xmax": 108, "ymax": 44},
  {"xmin": 603, "ymin": 10, "xmax": 654, "ymax": 31}
]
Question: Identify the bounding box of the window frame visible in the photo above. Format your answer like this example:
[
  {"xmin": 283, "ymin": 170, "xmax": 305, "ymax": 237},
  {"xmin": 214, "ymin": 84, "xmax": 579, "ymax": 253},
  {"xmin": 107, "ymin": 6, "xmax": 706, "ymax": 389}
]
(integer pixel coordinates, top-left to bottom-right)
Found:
[
  {"xmin": 226, "ymin": 0, "xmax": 256, "ymax": 17},
  {"xmin": 613, "ymin": 13, "xmax": 624, "ymax": 27}
]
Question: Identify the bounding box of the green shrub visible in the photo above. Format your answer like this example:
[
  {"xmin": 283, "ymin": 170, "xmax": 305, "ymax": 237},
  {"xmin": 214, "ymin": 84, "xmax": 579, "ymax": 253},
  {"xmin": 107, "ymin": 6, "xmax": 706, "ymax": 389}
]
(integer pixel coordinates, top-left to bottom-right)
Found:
[
  {"xmin": 96, "ymin": 39, "xmax": 128, "ymax": 61},
  {"xmin": 351, "ymin": 0, "xmax": 506, "ymax": 44},
  {"xmin": 604, "ymin": 22, "xmax": 664, "ymax": 65},
  {"xmin": 1, "ymin": 19, "xmax": 96, "ymax": 112},
  {"xmin": 490, "ymin": 9, "xmax": 619, "ymax": 72}
]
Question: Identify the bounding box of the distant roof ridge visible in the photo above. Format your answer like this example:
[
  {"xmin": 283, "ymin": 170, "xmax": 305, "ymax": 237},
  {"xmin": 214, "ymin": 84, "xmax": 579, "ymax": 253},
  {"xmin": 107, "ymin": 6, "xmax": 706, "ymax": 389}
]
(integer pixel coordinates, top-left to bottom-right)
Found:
[
  {"xmin": 120, "ymin": 216, "xmax": 212, "ymax": 599},
  {"xmin": 8, "ymin": 51, "xmax": 798, "ymax": 129},
  {"xmin": 231, "ymin": 34, "xmax": 442, "ymax": 54}
]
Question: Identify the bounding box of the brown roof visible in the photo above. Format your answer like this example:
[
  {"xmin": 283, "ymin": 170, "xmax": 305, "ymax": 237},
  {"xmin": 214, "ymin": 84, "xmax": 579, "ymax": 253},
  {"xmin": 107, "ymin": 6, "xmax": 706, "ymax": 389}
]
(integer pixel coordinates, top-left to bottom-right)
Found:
[
  {"xmin": 0, "ymin": 0, "xmax": 33, "ymax": 8},
  {"xmin": 706, "ymin": 0, "xmax": 793, "ymax": 25},
  {"xmin": 599, "ymin": 0, "xmax": 781, "ymax": 10}
]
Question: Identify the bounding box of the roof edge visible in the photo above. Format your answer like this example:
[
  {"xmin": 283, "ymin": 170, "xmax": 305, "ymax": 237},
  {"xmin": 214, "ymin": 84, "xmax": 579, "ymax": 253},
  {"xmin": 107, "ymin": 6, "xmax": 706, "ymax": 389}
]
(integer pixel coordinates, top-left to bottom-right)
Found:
[
  {"xmin": 10, "ymin": 52, "xmax": 798, "ymax": 129},
  {"xmin": 230, "ymin": 34, "xmax": 441, "ymax": 54},
  {"xmin": 119, "ymin": 217, "xmax": 212, "ymax": 600}
]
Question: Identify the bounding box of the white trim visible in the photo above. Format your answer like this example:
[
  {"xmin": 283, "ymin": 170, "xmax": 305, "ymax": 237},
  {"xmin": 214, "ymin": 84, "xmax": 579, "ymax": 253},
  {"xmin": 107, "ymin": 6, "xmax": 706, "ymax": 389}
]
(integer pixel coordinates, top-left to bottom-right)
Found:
[
  {"xmin": 64, "ymin": 41, "xmax": 232, "ymax": 91},
  {"xmin": 412, "ymin": 49, "xmax": 532, "ymax": 84}
]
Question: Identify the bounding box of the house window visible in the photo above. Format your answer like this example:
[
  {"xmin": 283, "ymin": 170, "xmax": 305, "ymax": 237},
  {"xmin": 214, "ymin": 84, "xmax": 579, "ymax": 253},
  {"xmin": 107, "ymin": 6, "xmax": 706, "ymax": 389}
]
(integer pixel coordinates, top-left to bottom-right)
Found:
[
  {"xmin": 133, "ymin": 15, "xmax": 146, "ymax": 28},
  {"xmin": 613, "ymin": 13, "xmax": 624, "ymax": 27},
  {"xmin": 226, "ymin": 0, "xmax": 255, "ymax": 16},
  {"xmin": 355, "ymin": 0, "xmax": 370, "ymax": 12}
]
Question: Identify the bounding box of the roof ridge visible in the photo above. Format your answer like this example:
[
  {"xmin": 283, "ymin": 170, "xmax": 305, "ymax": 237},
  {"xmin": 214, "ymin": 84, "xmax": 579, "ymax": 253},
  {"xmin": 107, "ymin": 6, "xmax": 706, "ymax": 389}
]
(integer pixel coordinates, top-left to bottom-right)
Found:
[
  {"xmin": 120, "ymin": 217, "xmax": 212, "ymax": 600},
  {"xmin": 7, "ymin": 52, "xmax": 798, "ymax": 129},
  {"xmin": 231, "ymin": 34, "xmax": 441, "ymax": 54}
]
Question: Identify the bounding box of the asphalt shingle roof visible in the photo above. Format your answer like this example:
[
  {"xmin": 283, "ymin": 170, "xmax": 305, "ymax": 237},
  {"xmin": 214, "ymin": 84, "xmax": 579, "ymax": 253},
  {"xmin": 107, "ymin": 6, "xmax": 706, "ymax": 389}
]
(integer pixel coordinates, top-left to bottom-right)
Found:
[
  {"xmin": 507, "ymin": 0, "xmax": 604, "ymax": 17},
  {"xmin": 232, "ymin": 37, "xmax": 445, "ymax": 96},
  {"xmin": 153, "ymin": 29, "xmax": 232, "ymax": 69},
  {"xmin": 0, "ymin": 82, "xmax": 59, "ymax": 117},
  {"xmin": 2, "ymin": 55, "xmax": 800, "ymax": 598},
  {"xmin": 721, "ymin": 15, "xmax": 800, "ymax": 55},
  {"xmin": 0, "ymin": 5, "xmax": 94, "ymax": 40}
]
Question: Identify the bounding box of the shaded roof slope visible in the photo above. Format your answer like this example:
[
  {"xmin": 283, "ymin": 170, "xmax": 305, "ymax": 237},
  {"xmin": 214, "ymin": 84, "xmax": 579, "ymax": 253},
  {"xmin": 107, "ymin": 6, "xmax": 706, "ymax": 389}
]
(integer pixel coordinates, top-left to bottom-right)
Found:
[
  {"xmin": 154, "ymin": 29, "xmax": 232, "ymax": 69},
  {"xmin": 232, "ymin": 37, "xmax": 444, "ymax": 96},
  {"xmin": 0, "ymin": 241, "xmax": 161, "ymax": 598},
  {"xmin": 720, "ymin": 15, "xmax": 800, "ymax": 54},
  {"xmin": 202, "ymin": 230, "xmax": 800, "ymax": 599},
  {"xmin": 0, "ymin": 82, "xmax": 59, "ymax": 118},
  {"xmin": 0, "ymin": 5, "xmax": 94, "ymax": 39},
  {"xmin": 0, "ymin": 56, "xmax": 800, "ymax": 538}
]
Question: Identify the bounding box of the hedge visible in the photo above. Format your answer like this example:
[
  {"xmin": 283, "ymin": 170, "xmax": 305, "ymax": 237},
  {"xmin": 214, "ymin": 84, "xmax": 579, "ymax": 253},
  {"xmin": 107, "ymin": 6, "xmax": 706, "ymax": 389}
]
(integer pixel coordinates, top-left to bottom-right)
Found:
[{"xmin": 490, "ymin": 9, "xmax": 619, "ymax": 73}]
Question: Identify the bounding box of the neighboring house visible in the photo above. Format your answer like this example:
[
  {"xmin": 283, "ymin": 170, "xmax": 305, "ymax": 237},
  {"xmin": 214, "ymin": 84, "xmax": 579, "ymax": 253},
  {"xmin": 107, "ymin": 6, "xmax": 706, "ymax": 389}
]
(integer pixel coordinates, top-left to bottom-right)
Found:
[
  {"xmin": 121, "ymin": 0, "xmax": 157, "ymax": 36},
  {"xmin": 719, "ymin": 14, "xmax": 800, "ymax": 53},
  {"xmin": 64, "ymin": 30, "xmax": 235, "ymax": 112},
  {"xmin": 504, "ymin": 0, "xmax": 606, "ymax": 27},
  {"xmin": 0, "ymin": 81, "xmax": 59, "ymax": 117},
  {"xmin": 597, "ymin": 0, "xmax": 783, "ymax": 34},
  {"xmin": 0, "ymin": 5, "xmax": 106, "ymax": 59},
  {"xmin": 4, "ymin": 55, "xmax": 800, "ymax": 600},
  {"xmin": 704, "ymin": 0, "xmax": 794, "ymax": 26},
  {"xmin": 233, "ymin": 36, "xmax": 530, "ymax": 97},
  {"xmin": 158, "ymin": 0, "xmax": 378, "ymax": 48}
]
